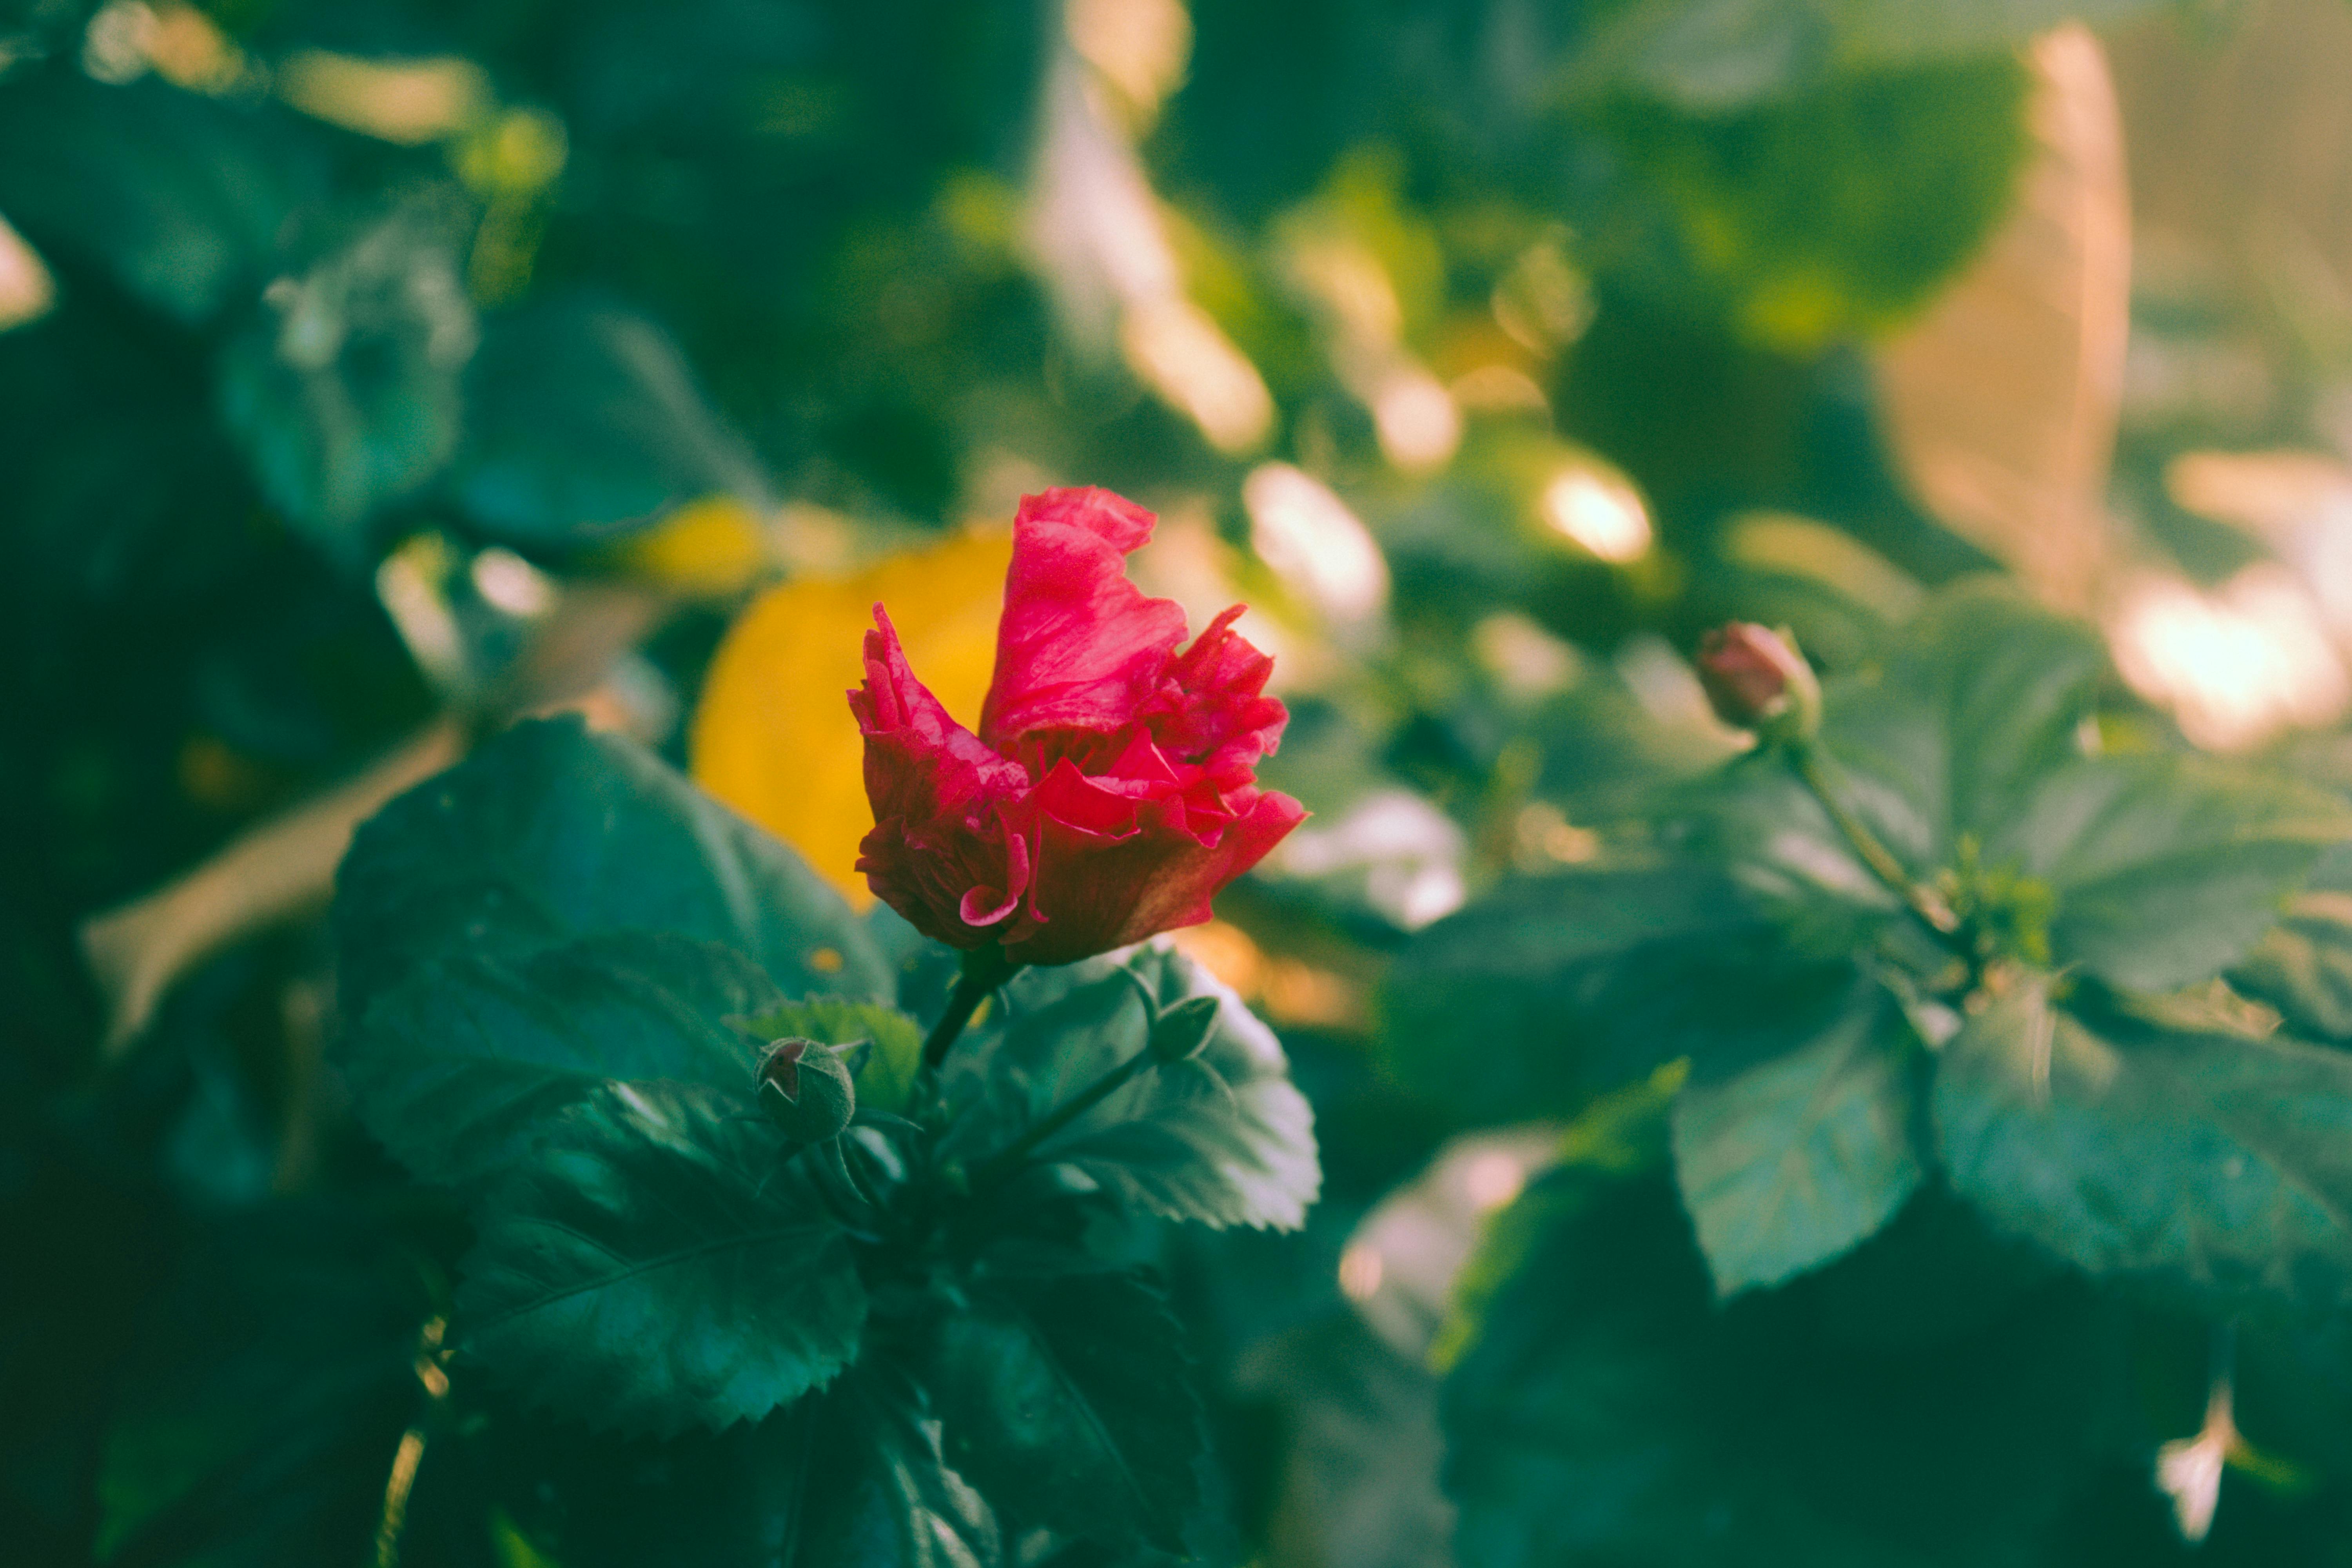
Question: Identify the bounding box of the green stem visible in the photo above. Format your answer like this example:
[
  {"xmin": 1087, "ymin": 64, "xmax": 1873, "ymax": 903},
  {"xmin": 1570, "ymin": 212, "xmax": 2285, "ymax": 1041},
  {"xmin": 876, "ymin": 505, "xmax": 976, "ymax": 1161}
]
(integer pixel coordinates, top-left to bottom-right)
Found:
[
  {"xmin": 1786, "ymin": 740, "xmax": 1963, "ymax": 944},
  {"xmin": 921, "ymin": 946, "xmax": 1019, "ymax": 1074},
  {"xmin": 968, "ymin": 1047, "xmax": 1157, "ymax": 1194}
]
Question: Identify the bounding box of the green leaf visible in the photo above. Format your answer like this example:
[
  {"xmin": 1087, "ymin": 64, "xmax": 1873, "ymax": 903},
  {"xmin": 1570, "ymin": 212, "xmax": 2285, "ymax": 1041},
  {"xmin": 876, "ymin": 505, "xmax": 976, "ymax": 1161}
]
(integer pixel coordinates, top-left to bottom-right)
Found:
[
  {"xmin": 1580, "ymin": 58, "xmax": 2031, "ymax": 348},
  {"xmin": 1671, "ymin": 980, "xmax": 1924, "ymax": 1296},
  {"xmin": 452, "ymin": 296, "xmax": 766, "ymax": 547},
  {"xmin": 0, "ymin": 72, "xmax": 319, "ymax": 324},
  {"xmin": 793, "ymin": 1367, "xmax": 1004, "ymax": 1568},
  {"xmin": 334, "ymin": 715, "xmax": 891, "ymax": 1015},
  {"xmin": 342, "ymin": 929, "xmax": 778, "ymax": 1188},
  {"xmin": 944, "ymin": 944, "xmax": 1318, "ymax": 1230},
  {"xmin": 735, "ymin": 998, "xmax": 924, "ymax": 1114},
  {"xmin": 2232, "ymin": 890, "xmax": 2352, "ymax": 1044},
  {"xmin": 1984, "ymin": 754, "xmax": 2352, "ymax": 992},
  {"xmin": 920, "ymin": 1270, "xmax": 1208, "ymax": 1554},
  {"xmin": 459, "ymin": 1366, "xmax": 1000, "ymax": 1568},
  {"xmin": 1935, "ymin": 985, "xmax": 2352, "ymax": 1304},
  {"xmin": 1434, "ymin": 1064, "xmax": 1685, "ymax": 1371},
  {"xmin": 215, "ymin": 200, "xmax": 477, "ymax": 557},
  {"xmin": 1572, "ymin": 0, "xmax": 2168, "ymax": 113},
  {"xmin": 1381, "ymin": 862, "xmax": 1860, "ymax": 1122},
  {"xmin": 1443, "ymin": 1169, "xmax": 2126, "ymax": 1568},
  {"xmin": 456, "ymin": 1078, "xmax": 866, "ymax": 1435}
]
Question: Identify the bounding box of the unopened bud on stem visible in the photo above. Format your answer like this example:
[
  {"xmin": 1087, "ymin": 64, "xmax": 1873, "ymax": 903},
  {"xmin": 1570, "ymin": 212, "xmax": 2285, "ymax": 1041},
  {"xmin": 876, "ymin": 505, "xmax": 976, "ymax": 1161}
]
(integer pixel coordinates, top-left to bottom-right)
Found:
[
  {"xmin": 1149, "ymin": 994, "xmax": 1222, "ymax": 1064},
  {"xmin": 1696, "ymin": 623, "xmax": 1820, "ymax": 741},
  {"xmin": 756, "ymin": 1037, "xmax": 857, "ymax": 1142}
]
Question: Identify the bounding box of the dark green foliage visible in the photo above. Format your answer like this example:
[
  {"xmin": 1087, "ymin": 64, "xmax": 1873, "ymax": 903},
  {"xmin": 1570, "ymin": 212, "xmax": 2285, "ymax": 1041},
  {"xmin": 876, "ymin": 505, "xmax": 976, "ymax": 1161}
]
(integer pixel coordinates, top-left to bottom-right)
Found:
[
  {"xmin": 1992, "ymin": 756, "xmax": 2352, "ymax": 992},
  {"xmin": 941, "ymin": 947, "xmax": 1321, "ymax": 1231},
  {"xmin": 1936, "ymin": 986, "xmax": 2352, "ymax": 1304},
  {"xmin": 2232, "ymin": 887, "xmax": 2352, "ymax": 1044},
  {"xmin": 333, "ymin": 716, "xmax": 891, "ymax": 1014},
  {"xmin": 93, "ymin": 1206, "xmax": 430, "ymax": 1568},
  {"xmin": 1396, "ymin": 578, "xmax": 2352, "ymax": 1320},
  {"xmin": 429, "ymin": 1368, "xmax": 1000, "ymax": 1568},
  {"xmin": 1571, "ymin": 0, "xmax": 2170, "ymax": 112},
  {"xmin": 343, "ymin": 931, "xmax": 780, "ymax": 1187},
  {"xmin": 0, "ymin": 72, "xmax": 319, "ymax": 325},
  {"xmin": 1404, "ymin": 572, "xmax": 2352, "ymax": 1563},
  {"xmin": 215, "ymin": 201, "xmax": 476, "ymax": 556},
  {"xmin": 457, "ymin": 1078, "xmax": 867, "ymax": 1434},
  {"xmin": 1444, "ymin": 1161, "xmax": 2133, "ymax": 1568},
  {"xmin": 1582, "ymin": 58, "xmax": 2034, "ymax": 347},
  {"xmin": 1379, "ymin": 862, "xmax": 1857, "ymax": 1121},
  {"xmin": 922, "ymin": 1270, "xmax": 1208, "ymax": 1553},
  {"xmin": 452, "ymin": 296, "xmax": 764, "ymax": 546}
]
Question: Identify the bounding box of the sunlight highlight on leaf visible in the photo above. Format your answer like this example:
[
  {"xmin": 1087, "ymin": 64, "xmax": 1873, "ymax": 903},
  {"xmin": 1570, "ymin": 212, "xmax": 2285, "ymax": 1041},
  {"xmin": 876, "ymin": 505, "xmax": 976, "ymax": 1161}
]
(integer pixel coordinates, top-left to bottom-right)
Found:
[
  {"xmin": 691, "ymin": 529, "xmax": 1011, "ymax": 904},
  {"xmin": 608, "ymin": 495, "xmax": 770, "ymax": 597}
]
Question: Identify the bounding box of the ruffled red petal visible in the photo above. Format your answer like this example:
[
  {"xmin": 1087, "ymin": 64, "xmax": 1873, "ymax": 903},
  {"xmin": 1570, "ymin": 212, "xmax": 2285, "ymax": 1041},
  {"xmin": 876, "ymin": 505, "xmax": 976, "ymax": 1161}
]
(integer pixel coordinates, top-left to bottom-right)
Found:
[
  {"xmin": 979, "ymin": 488, "xmax": 1190, "ymax": 748},
  {"xmin": 849, "ymin": 606, "xmax": 1031, "ymax": 949},
  {"xmin": 998, "ymin": 786, "xmax": 1309, "ymax": 965},
  {"xmin": 1140, "ymin": 604, "xmax": 1289, "ymax": 788}
]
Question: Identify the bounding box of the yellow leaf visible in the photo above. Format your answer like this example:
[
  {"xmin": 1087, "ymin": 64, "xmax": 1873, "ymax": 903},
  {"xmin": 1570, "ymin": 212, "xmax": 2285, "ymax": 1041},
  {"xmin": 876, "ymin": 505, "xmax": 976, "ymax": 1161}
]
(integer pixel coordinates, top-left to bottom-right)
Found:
[
  {"xmin": 607, "ymin": 494, "xmax": 770, "ymax": 597},
  {"xmin": 690, "ymin": 528, "xmax": 1012, "ymax": 905}
]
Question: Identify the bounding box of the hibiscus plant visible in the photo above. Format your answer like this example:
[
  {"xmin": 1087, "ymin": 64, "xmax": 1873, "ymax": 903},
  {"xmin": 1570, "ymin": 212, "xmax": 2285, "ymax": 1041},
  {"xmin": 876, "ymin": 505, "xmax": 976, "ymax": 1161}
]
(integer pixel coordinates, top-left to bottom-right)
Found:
[{"xmin": 296, "ymin": 489, "xmax": 1317, "ymax": 1564}]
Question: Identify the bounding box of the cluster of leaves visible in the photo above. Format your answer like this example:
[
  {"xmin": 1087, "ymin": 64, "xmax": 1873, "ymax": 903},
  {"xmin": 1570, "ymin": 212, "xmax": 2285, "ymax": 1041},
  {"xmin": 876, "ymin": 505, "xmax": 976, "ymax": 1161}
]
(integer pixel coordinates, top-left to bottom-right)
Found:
[
  {"xmin": 1392, "ymin": 579, "xmax": 2352, "ymax": 1562},
  {"xmin": 180, "ymin": 715, "xmax": 1314, "ymax": 1566}
]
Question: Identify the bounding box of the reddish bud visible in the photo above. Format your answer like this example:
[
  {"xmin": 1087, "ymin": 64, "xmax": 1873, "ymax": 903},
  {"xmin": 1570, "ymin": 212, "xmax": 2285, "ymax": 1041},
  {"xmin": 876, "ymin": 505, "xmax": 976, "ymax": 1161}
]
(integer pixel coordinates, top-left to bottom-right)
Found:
[{"xmin": 1696, "ymin": 623, "xmax": 1820, "ymax": 739}]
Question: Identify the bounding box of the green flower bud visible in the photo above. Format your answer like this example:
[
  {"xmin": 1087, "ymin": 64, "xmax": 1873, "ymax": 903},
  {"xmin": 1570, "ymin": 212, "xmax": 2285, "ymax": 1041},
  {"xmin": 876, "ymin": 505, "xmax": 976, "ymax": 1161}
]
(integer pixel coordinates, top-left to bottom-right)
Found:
[
  {"xmin": 1148, "ymin": 994, "xmax": 1222, "ymax": 1064},
  {"xmin": 755, "ymin": 1037, "xmax": 855, "ymax": 1142}
]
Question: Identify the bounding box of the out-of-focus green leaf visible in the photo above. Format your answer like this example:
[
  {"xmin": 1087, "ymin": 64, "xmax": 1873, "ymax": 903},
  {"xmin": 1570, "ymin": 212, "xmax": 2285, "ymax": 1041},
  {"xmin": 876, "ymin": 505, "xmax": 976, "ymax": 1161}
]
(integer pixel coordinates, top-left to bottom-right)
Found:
[
  {"xmin": 1936, "ymin": 985, "xmax": 2352, "ymax": 1304},
  {"xmin": 735, "ymin": 997, "xmax": 924, "ymax": 1114},
  {"xmin": 1434, "ymin": 1064, "xmax": 1684, "ymax": 1371},
  {"xmin": 342, "ymin": 930, "xmax": 776, "ymax": 1189},
  {"xmin": 1571, "ymin": 0, "xmax": 2166, "ymax": 113},
  {"xmin": 452, "ymin": 297, "xmax": 765, "ymax": 548},
  {"xmin": 94, "ymin": 1206, "xmax": 426, "ymax": 1568},
  {"xmin": 1708, "ymin": 510, "xmax": 1922, "ymax": 672},
  {"xmin": 334, "ymin": 716, "xmax": 891, "ymax": 1016},
  {"xmin": 1672, "ymin": 979, "xmax": 1924, "ymax": 1295},
  {"xmin": 457, "ymin": 1078, "xmax": 865, "ymax": 1436},
  {"xmin": 1442, "ymin": 1170, "xmax": 2126, "ymax": 1568},
  {"xmin": 2233, "ymin": 891, "xmax": 2352, "ymax": 1044},
  {"xmin": 216, "ymin": 201, "xmax": 477, "ymax": 557},
  {"xmin": 1984, "ymin": 755, "xmax": 2352, "ymax": 993},
  {"xmin": 942, "ymin": 945, "xmax": 1318, "ymax": 1230},
  {"xmin": 920, "ymin": 1270, "xmax": 1207, "ymax": 1554},
  {"xmin": 1579, "ymin": 58, "xmax": 2031, "ymax": 348},
  {"xmin": 0, "ymin": 71, "xmax": 319, "ymax": 325},
  {"xmin": 1380, "ymin": 862, "xmax": 1856, "ymax": 1122},
  {"xmin": 461, "ymin": 1364, "xmax": 999, "ymax": 1568}
]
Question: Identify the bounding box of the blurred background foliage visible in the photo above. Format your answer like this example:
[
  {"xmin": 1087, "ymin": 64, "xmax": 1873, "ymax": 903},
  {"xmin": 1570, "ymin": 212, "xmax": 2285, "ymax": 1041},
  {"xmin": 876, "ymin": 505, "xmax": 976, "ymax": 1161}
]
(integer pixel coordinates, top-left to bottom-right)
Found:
[{"xmin": 21, "ymin": 0, "xmax": 2352, "ymax": 1562}]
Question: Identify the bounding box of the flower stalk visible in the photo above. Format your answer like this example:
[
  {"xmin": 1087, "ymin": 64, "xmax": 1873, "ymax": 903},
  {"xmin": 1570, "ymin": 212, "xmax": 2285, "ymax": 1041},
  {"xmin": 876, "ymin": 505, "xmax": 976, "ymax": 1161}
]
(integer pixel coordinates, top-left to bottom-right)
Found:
[
  {"xmin": 968, "ymin": 1046, "xmax": 1157, "ymax": 1194},
  {"xmin": 921, "ymin": 944, "xmax": 1020, "ymax": 1073},
  {"xmin": 1785, "ymin": 740, "xmax": 1963, "ymax": 945}
]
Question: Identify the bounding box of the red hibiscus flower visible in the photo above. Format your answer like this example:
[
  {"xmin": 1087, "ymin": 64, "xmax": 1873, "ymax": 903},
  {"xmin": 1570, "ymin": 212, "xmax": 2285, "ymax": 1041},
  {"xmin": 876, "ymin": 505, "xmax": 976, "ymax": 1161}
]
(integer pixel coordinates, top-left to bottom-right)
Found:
[{"xmin": 849, "ymin": 486, "xmax": 1307, "ymax": 966}]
